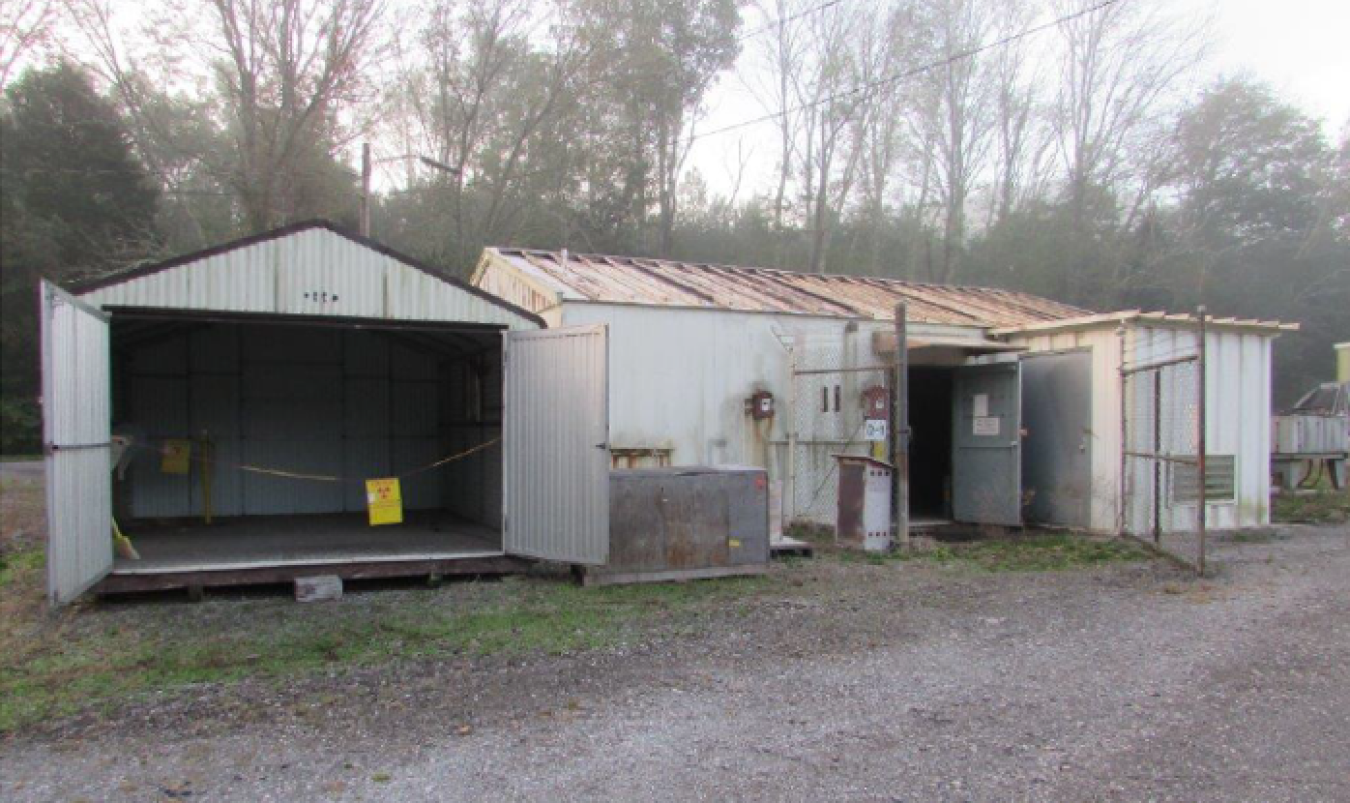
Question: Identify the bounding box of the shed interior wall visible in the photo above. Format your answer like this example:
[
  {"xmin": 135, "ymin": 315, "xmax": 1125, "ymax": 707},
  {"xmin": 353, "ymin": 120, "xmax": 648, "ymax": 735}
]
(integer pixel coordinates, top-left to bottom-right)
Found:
[{"xmin": 110, "ymin": 317, "xmax": 504, "ymax": 569}]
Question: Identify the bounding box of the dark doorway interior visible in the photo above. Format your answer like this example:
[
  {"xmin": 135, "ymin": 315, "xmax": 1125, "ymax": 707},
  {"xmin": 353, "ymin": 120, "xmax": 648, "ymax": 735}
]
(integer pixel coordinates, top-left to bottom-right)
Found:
[{"xmin": 908, "ymin": 367, "xmax": 953, "ymax": 518}]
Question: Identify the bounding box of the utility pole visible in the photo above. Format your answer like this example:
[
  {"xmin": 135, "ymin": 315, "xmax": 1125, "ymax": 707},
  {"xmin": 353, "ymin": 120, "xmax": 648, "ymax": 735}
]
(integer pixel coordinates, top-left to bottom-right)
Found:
[{"xmin": 359, "ymin": 142, "xmax": 372, "ymax": 237}]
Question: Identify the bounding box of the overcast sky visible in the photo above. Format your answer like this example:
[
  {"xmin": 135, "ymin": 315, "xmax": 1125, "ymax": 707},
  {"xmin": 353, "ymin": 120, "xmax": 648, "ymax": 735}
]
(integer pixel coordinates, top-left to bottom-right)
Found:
[{"xmin": 686, "ymin": 0, "xmax": 1350, "ymax": 198}]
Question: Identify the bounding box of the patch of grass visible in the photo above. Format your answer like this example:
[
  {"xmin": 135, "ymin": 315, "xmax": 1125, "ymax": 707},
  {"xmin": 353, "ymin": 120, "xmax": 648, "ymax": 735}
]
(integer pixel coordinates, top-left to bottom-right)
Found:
[
  {"xmin": 0, "ymin": 545, "xmax": 43, "ymax": 591},
  {"xmin": 946, "ymin": 533, "xmax": 1147, "ymax": 572},
  {"xmin": 829, "ymin": 532, "xmax": 1146, "ymax": 573},
  {"xmin": 0, "ymin": 454, "xmax": 42, "ymax": 463},
  {"xmin": 0, "ymin": 471, "xmax": 768, "ymax": 734},
  {"xmin": 0, "ymin": 571, "xmax": 770, "ymax": 735},
  {"xmin": 1273, "ymin": 490, "xmax": 1350, "ymax": 525}
]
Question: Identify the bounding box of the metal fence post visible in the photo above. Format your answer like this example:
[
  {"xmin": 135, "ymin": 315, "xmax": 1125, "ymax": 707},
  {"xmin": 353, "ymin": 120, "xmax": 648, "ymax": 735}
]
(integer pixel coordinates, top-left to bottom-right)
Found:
[
  {"xmin": 1117, "ymin": 324, "xmax": 1128, "ymax": 536},
  {"xmin": 1197, "ymin": 305, "xmax": 1208, "ymax": 576}
]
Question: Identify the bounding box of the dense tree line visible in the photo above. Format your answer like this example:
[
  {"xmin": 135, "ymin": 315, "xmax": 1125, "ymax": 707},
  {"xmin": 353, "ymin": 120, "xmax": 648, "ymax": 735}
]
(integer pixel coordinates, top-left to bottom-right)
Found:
[{"xmin": 1, "ymin": 0, "xmax": 1347, "ymax": 452}]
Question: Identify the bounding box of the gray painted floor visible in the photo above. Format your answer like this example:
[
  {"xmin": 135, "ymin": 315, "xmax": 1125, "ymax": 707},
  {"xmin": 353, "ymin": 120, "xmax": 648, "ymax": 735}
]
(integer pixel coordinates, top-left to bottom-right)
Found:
[{"xmin": 114, "ymin": 513, "xmax": 501, "ymax": 574}]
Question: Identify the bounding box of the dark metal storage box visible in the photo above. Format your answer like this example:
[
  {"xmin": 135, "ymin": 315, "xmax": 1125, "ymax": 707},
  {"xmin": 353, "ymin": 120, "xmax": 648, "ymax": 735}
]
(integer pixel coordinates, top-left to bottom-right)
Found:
[{"xmin": 585, "ymin": 466, "xmax": 770, "ymax": 586}]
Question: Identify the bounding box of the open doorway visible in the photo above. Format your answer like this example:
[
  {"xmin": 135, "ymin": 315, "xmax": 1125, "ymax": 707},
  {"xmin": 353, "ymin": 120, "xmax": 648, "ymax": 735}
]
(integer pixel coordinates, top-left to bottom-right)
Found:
[
  {"xmin": 107, "ymin": 313, "xmax": 506, "ymax": 575},
  {"xmin": 907, "ymin": 366, "xmax": 954, "ymax": 523}
]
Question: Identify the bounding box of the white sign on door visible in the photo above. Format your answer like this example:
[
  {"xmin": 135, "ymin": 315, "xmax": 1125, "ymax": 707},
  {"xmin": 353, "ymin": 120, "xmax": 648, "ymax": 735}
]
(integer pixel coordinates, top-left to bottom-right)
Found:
[
  {"xmin": 972, "ymin": 393, "xmax": 989, "ymax": 418},
  {"xmin": 972, "ymin": 416, "xmax": 1000, "ymax": 436},
  {"xmin": 864, "ymin": 419, "xmax": 889, "ymax": 442}
]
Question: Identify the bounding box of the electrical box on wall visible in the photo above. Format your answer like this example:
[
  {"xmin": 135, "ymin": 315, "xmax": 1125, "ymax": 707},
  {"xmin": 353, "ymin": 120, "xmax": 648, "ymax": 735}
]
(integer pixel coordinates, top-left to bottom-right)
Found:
[
  {"xmin": 861, "ymin": 385, "xmax": 890, "ymax": 421},
  {"xmin": 746, "ymin": 389, "xmax": 775, "ymax": 420}
]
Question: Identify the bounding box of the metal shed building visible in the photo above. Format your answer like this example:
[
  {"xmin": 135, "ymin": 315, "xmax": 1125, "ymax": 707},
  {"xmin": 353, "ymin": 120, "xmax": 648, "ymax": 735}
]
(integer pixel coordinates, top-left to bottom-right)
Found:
[
  {"xmin": 472, "ymin": 248, "xmax": 1291, "ymax": 540},
  {"xmin": 42, "ymin": 222, "xmax": 613, "ymax": 604}
]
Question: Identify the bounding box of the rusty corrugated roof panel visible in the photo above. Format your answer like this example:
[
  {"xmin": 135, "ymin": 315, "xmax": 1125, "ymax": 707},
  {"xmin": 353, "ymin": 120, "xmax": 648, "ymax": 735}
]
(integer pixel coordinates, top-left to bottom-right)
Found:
[{"xmin": 494, "ymin": 249, "xmax": 1090, "ymax": 327}]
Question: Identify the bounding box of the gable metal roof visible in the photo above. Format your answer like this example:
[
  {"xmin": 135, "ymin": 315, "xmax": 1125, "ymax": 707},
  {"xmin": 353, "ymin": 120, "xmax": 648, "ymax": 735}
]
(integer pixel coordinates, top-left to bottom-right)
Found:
[
  {"xmin": 74, "ymin": 221, "xmax": 543, "ymax": 329},
  {"xmin": 482, "ymin": 248, "xmax": 1090, "ymax": 328}
]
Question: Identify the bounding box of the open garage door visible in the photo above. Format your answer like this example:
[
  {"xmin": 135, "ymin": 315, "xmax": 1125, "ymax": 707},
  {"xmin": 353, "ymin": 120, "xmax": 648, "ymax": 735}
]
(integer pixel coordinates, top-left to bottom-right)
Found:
[
  {"xmin": 503, "ymin": 325, "xmax": 609, "ymax": 564},
  {"xmin": 40, "ymin": 281, "xmax": 113, "ymax": 604},
  {"xmin": 952, "ymin": 359, "xmax": 1022, "ymax": 527}
]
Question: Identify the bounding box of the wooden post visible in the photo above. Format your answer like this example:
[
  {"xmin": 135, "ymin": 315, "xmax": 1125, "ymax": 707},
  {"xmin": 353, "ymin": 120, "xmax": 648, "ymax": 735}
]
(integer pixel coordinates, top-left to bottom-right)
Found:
[
  {"xmin": 892, "ymin": 303, "xmax": 909, "ymax": 549},
  {"xmin": 359, "ymin": 142, "xmax": 372, "ymax": 237},
  {"xmin": 1196, "ymin": 305, "xmax": 1207, "ymax": 576}
]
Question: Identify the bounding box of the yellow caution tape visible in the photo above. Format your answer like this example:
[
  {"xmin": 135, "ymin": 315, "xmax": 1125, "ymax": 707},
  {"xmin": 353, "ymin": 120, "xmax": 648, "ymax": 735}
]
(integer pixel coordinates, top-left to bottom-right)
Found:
[{"xmin": 125, "ymin": 438, "xmax": 501, "ymax": 484}]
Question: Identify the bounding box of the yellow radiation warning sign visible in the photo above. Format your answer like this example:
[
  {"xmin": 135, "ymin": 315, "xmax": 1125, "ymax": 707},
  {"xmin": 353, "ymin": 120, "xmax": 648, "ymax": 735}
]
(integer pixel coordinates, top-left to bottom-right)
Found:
[
  {"xmin": 366, "ymin": 478, "xmax": 403, "ymax": 526},
  {"xmin": 160, "ymin": 440, "xmax": 192, "ymax": 475}
]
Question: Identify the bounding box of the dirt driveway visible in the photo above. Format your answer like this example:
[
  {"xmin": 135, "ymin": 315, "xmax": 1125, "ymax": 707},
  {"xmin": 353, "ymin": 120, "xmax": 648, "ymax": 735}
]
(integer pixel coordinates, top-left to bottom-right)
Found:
[{"xmin": 3, "ymin": 523, "xmax": 1349, "ymax": 802}]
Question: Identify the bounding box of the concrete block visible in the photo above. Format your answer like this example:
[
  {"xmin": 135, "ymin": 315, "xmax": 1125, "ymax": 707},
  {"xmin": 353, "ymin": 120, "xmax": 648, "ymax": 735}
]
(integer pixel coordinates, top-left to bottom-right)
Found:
[{"xmin": 295, "ymin": 575, "xmax": 343, "ymax": 603}]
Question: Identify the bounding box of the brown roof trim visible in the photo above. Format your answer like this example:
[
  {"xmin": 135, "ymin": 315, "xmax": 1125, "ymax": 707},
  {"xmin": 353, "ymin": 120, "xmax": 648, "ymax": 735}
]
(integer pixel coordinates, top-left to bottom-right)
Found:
[{"xmin": 74, "ymin": 220, "xmax": 546, "ymax": 328}]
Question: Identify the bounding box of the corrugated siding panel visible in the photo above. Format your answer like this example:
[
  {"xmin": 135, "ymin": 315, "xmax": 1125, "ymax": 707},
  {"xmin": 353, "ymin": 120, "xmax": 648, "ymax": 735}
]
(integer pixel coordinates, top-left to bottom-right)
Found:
[
  {"xmin": 121, "ymin": 325, "xmax": 459, "ymax": 519},
  {"xmin": 41, "ymin": 282, "xmax": 113, "ymax": 604},
  {"xmin": 81, "ymin": 229, "xmax": 536, "ymax": 330},
  {"xmin": 127, "ymin": 376, "xmax": 191, "ymax": 517},
  {"xmin": 476, "ymin": 261, "xmax": 559, "ymax": 314},
  {"xmin": 1011, "ymin": 323, "xmax": 1274, "ymax": 535},
  {"xmin": 504, "ymin": 325, "xmax": 609, "ymax": 564}
]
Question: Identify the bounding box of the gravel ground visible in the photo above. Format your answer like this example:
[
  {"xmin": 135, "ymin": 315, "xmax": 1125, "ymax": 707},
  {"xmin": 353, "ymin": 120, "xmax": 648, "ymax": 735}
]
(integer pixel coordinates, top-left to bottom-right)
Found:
[
  {"xmin": 3, "ymin": 523, "xmax": 1348, "ymax": 802},
  {"xmin": 0, "ymin": 461, "xmax": 43, "ymax": 482}
]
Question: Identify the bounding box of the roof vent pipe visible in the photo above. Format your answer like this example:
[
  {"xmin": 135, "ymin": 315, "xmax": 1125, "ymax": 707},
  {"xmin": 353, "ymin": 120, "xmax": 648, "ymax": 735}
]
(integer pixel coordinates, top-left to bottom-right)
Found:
[{"xmin": 560, "ymin": 248, "xmax": 568, "ymax": 269}]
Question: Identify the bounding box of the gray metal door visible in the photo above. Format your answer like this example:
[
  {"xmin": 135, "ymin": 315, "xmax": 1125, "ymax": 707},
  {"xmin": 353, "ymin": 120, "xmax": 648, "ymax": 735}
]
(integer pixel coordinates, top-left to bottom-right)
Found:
[
  {"xmin": 1021, "ymin": 351, "xmax": 1092, "ymax": 528},
  {"xmin": 40, "ymin": 281, "xmax": 113, "ymax": 604},
  {"xmin": 503, "ymin": 325, "xmax": 609, "ymax": 564},
  {"xmin": 952, "ymin": 360, "xmax": 1022, "ymax": 526}
]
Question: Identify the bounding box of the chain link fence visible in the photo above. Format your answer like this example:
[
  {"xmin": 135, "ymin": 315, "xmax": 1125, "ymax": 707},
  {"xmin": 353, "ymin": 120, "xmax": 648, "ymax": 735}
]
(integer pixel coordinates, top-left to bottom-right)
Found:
[{"xmin": 1121, "ymin": 331, "xmax": 1207, "ymax": 573}]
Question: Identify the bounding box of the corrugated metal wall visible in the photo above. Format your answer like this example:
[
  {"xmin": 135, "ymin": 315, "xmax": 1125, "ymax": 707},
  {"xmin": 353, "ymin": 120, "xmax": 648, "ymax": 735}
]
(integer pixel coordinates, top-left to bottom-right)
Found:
[
  {"xmin": 1009, "ymin": 324, "xmax": 1273, "ymax": 534},
  {"xmin": 82, "ymin": 228, "xmax": 534, "ymax": 330},
  {"xmin": 558, "ymin": 302, "xmax": 990, "ymax": 525},
  {"xmin": 503, "ymin": 326, "xmax": 609, "ymax": 564},
  {"xmin": 120, "ymin": 322, "xmax": 483, "ymax": 520},
  {"xmin": 41, "ymin": 283, "xmax": 114, "ymax": 604},
  {"xmin": 440, "ymin": 355, "xmax": 503, "ymax": 527}
]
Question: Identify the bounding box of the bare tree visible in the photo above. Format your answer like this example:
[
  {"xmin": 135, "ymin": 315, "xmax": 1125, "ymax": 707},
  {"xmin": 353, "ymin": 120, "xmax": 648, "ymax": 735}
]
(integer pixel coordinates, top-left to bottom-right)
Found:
[
  {"xmin": 751, "ymin": 0, "xmax": 809, "ymax": 266},
  {"xmin": 205, "ymin": 0, "xmax": 387, "ymax": 229},
  {"xmin": 68, "ymin": 0, "xmax": 389, "ymax": 231},
  {"xmin": 399, "ymin": 0, "xmax": 583, "ymax": 262},
  {"xmin": 1051, "ymin": 0, "xmax": 1207, "ymax": 230},
  {"xmin": 853, "ymin": 3, "xmax": 918, "ymax": 276},
  {"xmin": 0, "ymin": 0, "xmax": 56, "ymax": 88},
  {"xmin": 986, "ymin": 0, "xmax": 1049, "ymax": 226},
  {"xmin": 908, "ymin": 0, "xmax": 999, "ymax": 283},
  {"xmin": 793, "ymin": 0, "xmax": 881, "ymax": 273}
]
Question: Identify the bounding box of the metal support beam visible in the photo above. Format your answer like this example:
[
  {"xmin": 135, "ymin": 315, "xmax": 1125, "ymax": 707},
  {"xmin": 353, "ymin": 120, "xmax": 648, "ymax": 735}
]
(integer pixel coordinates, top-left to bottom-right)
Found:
[{"xmin": 892, "ymin": 303, "xmax": 910, "ymax": 550}]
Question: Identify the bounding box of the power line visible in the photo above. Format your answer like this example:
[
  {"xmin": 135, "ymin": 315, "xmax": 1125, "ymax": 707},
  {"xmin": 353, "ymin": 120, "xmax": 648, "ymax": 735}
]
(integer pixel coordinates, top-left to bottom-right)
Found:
[
  {"xmin": 386, "ymin": 0, "xmax": 1126, "ymax": 190},
  {"xmin": 736, "ymin": 0, "xmax": 845, "ymax": 43},
  {"xmin": 4, "ymin": 0, "xmax": 1125, "ymax": 196},
  {"xmin": 691, "ymin": 0, "xmax": 1124, "ymax": 143}
]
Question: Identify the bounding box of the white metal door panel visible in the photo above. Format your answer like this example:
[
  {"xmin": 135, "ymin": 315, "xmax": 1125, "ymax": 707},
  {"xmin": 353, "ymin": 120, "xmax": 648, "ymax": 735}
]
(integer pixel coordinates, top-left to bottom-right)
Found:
[
  {"xmin": 952, "ymin": 360, "xmax": 1023, "ymax": 527},
  {"xmin": 40, "ymin": 281, "xmax": 113, "ymax": 604},
  {"xmin": 503, "ymin": 325, "xmax": 609, "ymax": 564}
]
